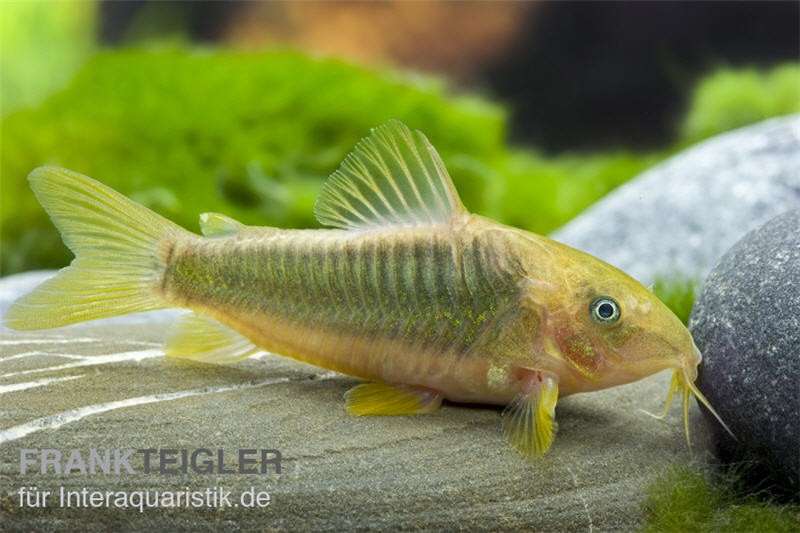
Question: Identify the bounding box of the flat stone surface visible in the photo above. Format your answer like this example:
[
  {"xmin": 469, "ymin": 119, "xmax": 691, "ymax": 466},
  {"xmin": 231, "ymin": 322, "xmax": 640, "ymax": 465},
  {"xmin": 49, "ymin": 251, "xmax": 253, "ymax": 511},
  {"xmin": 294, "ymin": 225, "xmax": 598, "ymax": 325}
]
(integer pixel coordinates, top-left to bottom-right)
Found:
[
  {"xmin": 689, "ymin": 210, "xmax": 800, "ymax": 497},
  {"xmin": 0, "ymin": 301, "xmax": 714, "ymax": 531},
  {"xmin": 551, "ymin": 115, "xmax": 800, "ymax": 285}
]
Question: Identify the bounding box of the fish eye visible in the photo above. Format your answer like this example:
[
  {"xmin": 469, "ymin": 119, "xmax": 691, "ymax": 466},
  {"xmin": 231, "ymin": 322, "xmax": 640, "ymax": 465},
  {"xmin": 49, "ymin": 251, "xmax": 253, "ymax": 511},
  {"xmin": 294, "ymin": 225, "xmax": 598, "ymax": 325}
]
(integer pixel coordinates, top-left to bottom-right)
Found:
[{"xmin": 590, "ymin": 297, "xmax": 620, "ymax": 324}]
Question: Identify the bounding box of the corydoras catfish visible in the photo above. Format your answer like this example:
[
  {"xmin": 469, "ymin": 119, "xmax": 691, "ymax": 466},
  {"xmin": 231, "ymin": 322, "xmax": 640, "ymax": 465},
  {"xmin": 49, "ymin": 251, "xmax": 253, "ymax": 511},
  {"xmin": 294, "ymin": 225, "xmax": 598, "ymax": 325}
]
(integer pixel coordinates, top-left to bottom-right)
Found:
[{"xmin": 5, "ymin": 121, "xmax": 731, "ymax": 458}]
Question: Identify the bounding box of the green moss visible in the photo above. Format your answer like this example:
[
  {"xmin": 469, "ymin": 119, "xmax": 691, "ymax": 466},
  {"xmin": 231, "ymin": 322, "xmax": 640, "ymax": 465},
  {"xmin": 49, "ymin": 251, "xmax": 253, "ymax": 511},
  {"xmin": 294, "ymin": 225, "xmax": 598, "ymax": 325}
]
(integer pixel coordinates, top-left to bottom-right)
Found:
[
  {"xmin": 2, "ymin": 51, "xmax": 796, "ymax": 275},
  {"xmin": 652, "ymin": 276, "xmax": 699, "ymax": 325},
  {"xmin": 681, "ymin": 64, "xmax": 800, "ymax": 144},
  {"xmin": 641, "ymin": 466, "xmax": 799, "ymax": 533},
  {"xmin": 0, "ymin": 48, "xmax": 653, "ymax": 274},
  {"xmin": 490, "ymin": 149, "xmax": 658, "ymax": 234},
  {"xmin": 0, "ymin": 0, "xmax": 97, "ymax": 118},
  {"xmin": 0, "ymin": 49, "xmax": 500, "ymax": 273}
]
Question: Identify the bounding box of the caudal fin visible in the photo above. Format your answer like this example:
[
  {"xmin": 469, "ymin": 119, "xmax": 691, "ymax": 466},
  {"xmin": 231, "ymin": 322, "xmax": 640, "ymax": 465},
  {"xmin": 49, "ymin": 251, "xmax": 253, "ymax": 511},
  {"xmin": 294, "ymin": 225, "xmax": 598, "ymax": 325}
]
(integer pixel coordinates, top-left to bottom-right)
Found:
[{"xmin": 4, "ymin": 166, "xmax": 192, "ymax": 329}]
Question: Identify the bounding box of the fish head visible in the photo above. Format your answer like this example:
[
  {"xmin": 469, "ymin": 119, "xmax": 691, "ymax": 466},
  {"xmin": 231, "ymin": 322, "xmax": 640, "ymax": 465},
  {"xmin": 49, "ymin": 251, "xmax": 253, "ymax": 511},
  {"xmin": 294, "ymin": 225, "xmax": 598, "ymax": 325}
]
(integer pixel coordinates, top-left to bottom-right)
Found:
[
  {"xmin": 527, "ymin": 244, "xmax": 732, "ymax": 443},
  {"xmin": 539, "ymin": 261, "xmax": 697, "ymax": 391}
]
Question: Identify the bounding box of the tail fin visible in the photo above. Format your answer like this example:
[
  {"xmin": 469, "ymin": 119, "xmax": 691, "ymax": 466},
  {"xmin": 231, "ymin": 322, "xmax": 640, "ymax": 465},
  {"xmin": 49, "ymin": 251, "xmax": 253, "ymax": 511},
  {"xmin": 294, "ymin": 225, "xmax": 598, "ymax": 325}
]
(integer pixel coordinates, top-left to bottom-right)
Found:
[{"xmin": 4, "ymin": 166, "xmax": 192, "ymax": 330}]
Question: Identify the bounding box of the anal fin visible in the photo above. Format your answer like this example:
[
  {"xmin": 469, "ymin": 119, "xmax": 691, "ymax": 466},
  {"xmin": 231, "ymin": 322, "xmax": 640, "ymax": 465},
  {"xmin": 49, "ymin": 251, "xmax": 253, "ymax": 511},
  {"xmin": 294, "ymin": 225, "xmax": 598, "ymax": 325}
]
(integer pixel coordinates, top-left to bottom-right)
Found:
[
  {"xmin": 502, "ymin": 372, "xmax": 559, "ymax": 459},
  {"xmin": 165, "ymin": 313, "xmax": 260, "ymax": 363},
  {"xmin": 345, "ymin": 382, "xmax": 443, "ymax": 416}
]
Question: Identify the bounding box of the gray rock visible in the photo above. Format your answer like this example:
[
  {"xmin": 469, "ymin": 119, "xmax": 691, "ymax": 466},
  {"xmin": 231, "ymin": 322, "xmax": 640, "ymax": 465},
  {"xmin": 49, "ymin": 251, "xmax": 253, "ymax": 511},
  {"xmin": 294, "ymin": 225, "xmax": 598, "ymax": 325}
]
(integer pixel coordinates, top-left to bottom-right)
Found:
[
  {"xmin": 689, "ymin": 210, "xmax": 800, "ymax": 498},
  {"xmin": 551, "ymin": 115, "xmax": 800, "ymax": 285}
]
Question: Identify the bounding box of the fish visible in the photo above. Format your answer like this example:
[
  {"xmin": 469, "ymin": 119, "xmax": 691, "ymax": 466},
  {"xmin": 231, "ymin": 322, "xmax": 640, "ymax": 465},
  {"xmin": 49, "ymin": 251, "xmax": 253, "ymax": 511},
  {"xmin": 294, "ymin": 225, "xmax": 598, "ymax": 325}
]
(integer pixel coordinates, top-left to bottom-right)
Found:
[{"xmin": 5, "ymin": 120, "xmax": 731, "ymax": 458}]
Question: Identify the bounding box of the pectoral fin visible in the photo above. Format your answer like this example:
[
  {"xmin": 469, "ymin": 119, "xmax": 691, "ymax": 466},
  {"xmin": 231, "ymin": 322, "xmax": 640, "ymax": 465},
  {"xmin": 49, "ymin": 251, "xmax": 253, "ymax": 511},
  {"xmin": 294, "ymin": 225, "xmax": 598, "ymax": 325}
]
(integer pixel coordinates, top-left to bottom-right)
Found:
[
  {"xmin": 502, "ymin": 373, "xmax": 559, "ymax": 458},
  {"xmin": 345, "ymin": 382, "xmax": 443, "ymax": 416}
]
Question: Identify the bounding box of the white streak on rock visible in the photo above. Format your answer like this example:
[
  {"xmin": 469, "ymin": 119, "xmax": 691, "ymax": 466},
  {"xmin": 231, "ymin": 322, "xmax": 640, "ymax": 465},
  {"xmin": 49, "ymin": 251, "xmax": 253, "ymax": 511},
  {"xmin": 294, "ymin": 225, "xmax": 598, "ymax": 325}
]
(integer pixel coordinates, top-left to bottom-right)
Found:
[
  {"xmin": 0, "ymin": 337, "xmax": 108, "ymax": 345},
  {"xmin": 0, "ymin": 377, "xmax": 292, "ymax": 444},
  {"xmin": 0, "ymin": 374, "xmax": 84, "ymax": 394},
  {"xmin": 1, "ymin": 351, "xmax": 94, "ymax": 362},
  {"xmin": 1, "ymin": 349, "xmax": 163, "ymax": 379}
]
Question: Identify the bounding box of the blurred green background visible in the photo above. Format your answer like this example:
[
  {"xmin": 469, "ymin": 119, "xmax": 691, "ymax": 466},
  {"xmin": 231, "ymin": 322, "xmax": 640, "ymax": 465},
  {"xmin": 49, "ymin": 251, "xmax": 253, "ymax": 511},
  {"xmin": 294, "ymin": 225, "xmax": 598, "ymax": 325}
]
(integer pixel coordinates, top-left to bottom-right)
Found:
[{"xmin": 1, "ymin": 1, "xmax": 798, "ymax": 275}]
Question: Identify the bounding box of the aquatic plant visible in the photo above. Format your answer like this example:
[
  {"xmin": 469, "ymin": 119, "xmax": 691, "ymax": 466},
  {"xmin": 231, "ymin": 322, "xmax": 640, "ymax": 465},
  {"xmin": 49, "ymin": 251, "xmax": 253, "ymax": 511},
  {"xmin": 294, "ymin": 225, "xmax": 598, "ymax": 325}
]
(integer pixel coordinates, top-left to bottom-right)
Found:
[
  {"xmin": 651, "ymin": 276, "xmax": 698, "ymax": 325},
  {"xmin": 0, "ymin": 48, "xmax": 649, "ymax": 274},
  {"xmin": 681, "ymin": 64, "xmax": 800, "ymax": 144},
  {"xmin": 1, "ymin": 50, "xmax": 796, "ymax": 275},
  {"xmin": 641, "ymin": 465, "xmax": 799, "ymax": 533}
]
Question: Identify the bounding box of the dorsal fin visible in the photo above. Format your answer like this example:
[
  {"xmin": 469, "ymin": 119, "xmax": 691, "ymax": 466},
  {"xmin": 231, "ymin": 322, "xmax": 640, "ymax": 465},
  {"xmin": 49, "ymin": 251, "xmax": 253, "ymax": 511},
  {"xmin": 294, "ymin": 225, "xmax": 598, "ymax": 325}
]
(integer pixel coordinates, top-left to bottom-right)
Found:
[
  {"xmin": 314, "ymin": 120, "xmax": 467, "ymax": 230},
  {"xmin": 199, "ymin": 212, "xmax": 246, "ymax": 237}
]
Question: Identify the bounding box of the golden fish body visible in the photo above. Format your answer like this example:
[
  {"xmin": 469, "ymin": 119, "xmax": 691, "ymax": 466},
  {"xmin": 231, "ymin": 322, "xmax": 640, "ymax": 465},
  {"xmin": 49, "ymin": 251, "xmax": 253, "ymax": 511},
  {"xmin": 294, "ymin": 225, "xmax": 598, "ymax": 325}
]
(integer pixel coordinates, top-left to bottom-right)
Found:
[
  {"xmin": 164, "ymin": 221, "xmax": 521, "ymax": 404},
  {"xmin": 5, "ymin": 121, "xmax": 729, "ymax": 458}
]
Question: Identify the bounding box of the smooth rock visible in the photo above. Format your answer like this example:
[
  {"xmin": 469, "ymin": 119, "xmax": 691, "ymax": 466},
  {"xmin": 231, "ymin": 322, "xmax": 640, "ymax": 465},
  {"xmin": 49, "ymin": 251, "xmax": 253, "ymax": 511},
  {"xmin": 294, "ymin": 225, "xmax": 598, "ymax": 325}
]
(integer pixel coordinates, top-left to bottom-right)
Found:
[
  {"xmin": 552, "ymin": 115, "xmax": 800, "ymax": 285},
  {"xmin": 0, "ymin": 273, "xmax": 715, "ymax": 531},
  {"xmin": 689, "ymin": 210, "xmax": 800, "ymax": 498}
]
